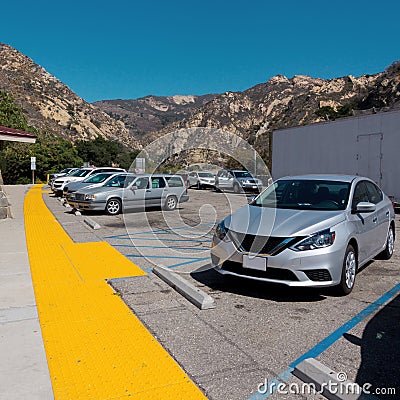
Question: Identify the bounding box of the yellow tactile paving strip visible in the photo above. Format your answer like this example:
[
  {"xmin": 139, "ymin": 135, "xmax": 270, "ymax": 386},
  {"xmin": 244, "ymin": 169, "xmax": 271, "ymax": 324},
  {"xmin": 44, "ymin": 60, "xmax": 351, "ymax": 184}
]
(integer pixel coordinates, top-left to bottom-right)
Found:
[{"xmin": 24, "ymin": 185, "xmax": 207, "ymax": 400}]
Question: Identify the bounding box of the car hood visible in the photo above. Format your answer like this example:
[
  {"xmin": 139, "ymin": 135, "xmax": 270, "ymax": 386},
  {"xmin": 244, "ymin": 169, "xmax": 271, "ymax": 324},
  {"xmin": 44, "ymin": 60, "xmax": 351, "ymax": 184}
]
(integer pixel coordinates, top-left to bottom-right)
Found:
[
  {"xmin": 225, "ymin": 205, "xmax": 346, "ymax": 237},
  {"xmin": 75, "ymin": 186, "xmax": 124, "ymax": 195},
  {"xmin": 67, "ymin": 181, "xmax": 99, "ymax": 190}
]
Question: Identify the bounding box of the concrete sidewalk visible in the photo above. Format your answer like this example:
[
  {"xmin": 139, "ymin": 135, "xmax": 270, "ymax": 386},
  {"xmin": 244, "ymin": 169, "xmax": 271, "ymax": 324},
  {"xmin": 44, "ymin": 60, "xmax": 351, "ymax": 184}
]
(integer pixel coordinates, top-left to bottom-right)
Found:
[{"xmin": 0, "ymin": 185, "xmax": 53, "ymax": 399}]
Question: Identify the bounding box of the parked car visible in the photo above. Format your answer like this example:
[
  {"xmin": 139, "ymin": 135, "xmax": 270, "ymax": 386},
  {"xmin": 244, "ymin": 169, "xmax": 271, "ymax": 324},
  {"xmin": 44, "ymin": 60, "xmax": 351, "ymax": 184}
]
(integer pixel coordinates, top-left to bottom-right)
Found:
[
  {"xmin": 187, "ymin": 171, "xmax": 216, "ymax": 189},
  {"xmin": 49, "ymin": 168, "xmax": 78, "ymax": 188},
  {"xmin": 211, "ymin": 175, "xmax": 395, "ymax": 295},
  {"xmin": 215, "ymin": 169, "xmax": 263, "ymax": 193},
  {"xmin": 63, "ymin": 172, "xmax": 125, "ymax": 199},
  {"xmin": 67, "ymin": 174, "xmax": 189, "ymax": 215},
  {"xmin": 52, "ymin": 167, "xmax": 126, "ymax": 196}
]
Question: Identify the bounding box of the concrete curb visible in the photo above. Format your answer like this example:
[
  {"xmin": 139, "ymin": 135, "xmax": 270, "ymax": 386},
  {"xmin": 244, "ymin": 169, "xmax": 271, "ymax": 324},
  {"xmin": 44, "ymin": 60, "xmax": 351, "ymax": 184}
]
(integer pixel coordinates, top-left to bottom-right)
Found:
[
  {"xmin": 83, "ymin": 217, "xmax": 101, "ymax": 230},
  {"xmin": 153, "ymin": 266, "xmax": 215, "ymax": 310},
  {"xmin": 293, "ymin": 358, "xmax": 373, "ymax": 400}
]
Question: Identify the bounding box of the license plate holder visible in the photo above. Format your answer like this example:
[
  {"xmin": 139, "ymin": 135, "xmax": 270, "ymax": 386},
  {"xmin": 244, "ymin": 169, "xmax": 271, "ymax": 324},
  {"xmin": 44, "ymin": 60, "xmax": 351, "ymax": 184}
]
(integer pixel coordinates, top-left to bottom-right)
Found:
[{"xmin": 243, "ymin": 255, "xmax": 267, "ymax": 271}]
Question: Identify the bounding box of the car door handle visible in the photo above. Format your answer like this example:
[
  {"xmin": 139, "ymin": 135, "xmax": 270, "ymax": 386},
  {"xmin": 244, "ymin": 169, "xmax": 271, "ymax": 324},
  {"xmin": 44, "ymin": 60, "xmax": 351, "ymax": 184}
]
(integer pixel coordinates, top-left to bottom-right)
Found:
[
  {"xmin": 146, "ymin": 190, "xmax": 151, "ymax": 192},
  {"xmin": 373, "ymin": 217, "xmax": 378, "ymax": 223}
]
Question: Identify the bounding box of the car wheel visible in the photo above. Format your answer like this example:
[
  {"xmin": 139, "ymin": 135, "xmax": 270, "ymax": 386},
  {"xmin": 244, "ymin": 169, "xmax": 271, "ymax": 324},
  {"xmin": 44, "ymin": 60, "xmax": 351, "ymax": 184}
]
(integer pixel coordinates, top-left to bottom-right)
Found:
[
  {"xmin": 233, "ymin": 183, "xmax": 241, "ymax": 193},
  {"xmin": 379, "ymin": 225, "xmax": 394, "ymax": 260},
  {"xmin": 336, "ymin": 244, "xmax": 357, "ymax": 295},
  {"xmin": 164, "ymin": 196, "xmax": 177, "ymax": 211},
  {"xmin": 197, "ymin": 181, "xmax": 201, "ymax": 190},
  {"xmin": 106, "ymin": 198, "xmax": 122, "ymax": 215}
]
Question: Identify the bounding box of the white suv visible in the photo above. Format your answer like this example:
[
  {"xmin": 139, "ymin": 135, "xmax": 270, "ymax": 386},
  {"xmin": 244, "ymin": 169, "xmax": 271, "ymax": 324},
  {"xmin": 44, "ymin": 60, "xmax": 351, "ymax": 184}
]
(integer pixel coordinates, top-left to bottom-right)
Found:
[
  {"xmin": 187, "ymin": 171, "xmax": 216, "ymax": 189},
  {"xmin": 52, "ymin": 167, "xmax": 126, "ymax": 196}
]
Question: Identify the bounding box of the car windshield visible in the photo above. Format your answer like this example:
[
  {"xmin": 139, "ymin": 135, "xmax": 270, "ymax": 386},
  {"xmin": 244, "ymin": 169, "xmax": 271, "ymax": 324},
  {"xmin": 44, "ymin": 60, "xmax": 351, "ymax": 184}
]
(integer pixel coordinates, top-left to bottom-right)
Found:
[
  {"xmin": 198, "ymin": 172, "xmax": 213, "ymax": 178},
  {"xmin": 104, "ymin": 175, "xmax": 128, "ymax": 188},
  {"xmin": 83, "ymin": 173, "xmax": 113, "ymax": 183},
  {"xmin": 233, "ymin": 171, "xmax": 252, "ymax": 178},
  {"xmin": 70, "ymin": 169, "xmax": 92, "ymax": 177},
  {"xmin": 252, "ymin": 179, "xmax": 351, "ymax": 210}
]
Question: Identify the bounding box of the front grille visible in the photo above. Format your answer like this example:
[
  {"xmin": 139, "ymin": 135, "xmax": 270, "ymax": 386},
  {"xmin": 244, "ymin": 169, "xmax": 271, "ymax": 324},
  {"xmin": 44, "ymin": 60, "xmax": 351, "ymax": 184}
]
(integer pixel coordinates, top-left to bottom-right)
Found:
[
  {"xmin": 303, "ymin": 269, "xmax": 332, "ymax": 282},
  {"xmin": 75, "ymin": 193, "xmax": 85, "ymax": 201},
  {"xmin": 228, "ymin": 231, "xmax": 294, "ymax": 255},
  {"xmin": 222, "ymin": 261, "xmax": 298, "ymax": 281}
]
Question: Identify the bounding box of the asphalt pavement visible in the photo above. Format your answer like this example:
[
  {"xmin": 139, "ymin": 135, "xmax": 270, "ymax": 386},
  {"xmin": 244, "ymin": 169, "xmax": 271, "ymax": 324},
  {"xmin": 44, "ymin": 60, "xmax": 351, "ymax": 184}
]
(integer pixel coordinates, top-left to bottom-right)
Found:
[{"xmin": 1, "ymin": 185, "xmax": 399, "ymax": 400}]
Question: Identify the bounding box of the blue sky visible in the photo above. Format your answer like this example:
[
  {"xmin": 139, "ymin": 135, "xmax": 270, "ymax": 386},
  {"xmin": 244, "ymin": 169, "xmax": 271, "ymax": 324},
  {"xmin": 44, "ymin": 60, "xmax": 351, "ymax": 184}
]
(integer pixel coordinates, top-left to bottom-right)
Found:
[{"xmin": 2, "ymin": 0, "xmax": 399, "ymax": 102}]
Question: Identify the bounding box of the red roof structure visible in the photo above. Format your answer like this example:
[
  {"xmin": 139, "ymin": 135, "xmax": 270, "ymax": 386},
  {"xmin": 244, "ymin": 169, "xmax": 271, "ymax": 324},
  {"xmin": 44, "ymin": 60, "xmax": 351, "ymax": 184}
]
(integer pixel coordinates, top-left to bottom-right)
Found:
[{"xmin": 0, "ymin": 125, "xmax": 37, "ymax": 143}]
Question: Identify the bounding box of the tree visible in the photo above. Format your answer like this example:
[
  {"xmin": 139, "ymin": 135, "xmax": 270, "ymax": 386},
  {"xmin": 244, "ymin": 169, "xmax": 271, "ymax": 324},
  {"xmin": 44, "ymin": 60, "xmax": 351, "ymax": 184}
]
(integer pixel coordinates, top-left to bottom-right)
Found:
[
  {"xmin": 0, "ymin": 91, "xmax": 32, "ymax": 131},
  {"xmin": 0, "ymin": 133, "xmax": 83, "ymax": 184},
  {"xmin": 75, "ymin": 136, "xmax": 139, "ymax": 169}
]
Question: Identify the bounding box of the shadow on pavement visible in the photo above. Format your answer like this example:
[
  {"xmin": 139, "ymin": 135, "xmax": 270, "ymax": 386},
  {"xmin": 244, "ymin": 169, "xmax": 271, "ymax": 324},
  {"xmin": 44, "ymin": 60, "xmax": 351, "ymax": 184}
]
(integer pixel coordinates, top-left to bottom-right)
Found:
[
  {"xmin": 191, "ymin": 267, "xmax": 327, "ymax": 302},
  {"xmin": 351, "ymin": 294, "xmax": 400, "ymax": 398}
]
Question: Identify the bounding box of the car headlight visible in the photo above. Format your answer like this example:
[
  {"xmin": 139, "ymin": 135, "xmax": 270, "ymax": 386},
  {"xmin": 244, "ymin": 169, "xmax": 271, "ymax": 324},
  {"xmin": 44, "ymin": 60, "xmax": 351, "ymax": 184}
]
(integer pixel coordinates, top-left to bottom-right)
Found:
[
  {"xmin": 84, "ymin": 194, "xmax": 96, "ymax": 200},
  {"xmin": 291, "ymin": 229, "xmax": 335, "ymax": 251},
  {"xmin": 215, "ymin": 221, "xmax": 229, "ymax": 242}
]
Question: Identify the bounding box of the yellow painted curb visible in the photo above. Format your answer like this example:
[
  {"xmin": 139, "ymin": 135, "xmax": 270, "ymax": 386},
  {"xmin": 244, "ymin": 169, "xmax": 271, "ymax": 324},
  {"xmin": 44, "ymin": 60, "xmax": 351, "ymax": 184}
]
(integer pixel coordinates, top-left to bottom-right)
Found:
[{"xmin": 24, "ymin": 185, "xmax": 207, "ymax": 400}]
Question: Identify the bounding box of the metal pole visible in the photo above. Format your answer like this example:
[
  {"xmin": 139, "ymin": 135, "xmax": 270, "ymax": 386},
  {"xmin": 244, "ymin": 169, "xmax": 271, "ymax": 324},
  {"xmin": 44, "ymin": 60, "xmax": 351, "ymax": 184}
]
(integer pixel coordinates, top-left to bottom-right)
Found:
[
  {"xmin": 254, "ymin": 149, "xmax": 257, "ymax": 176},
  {"xmin": 32, "ymin": 170, "xmax": 35, "ymax": 185}
]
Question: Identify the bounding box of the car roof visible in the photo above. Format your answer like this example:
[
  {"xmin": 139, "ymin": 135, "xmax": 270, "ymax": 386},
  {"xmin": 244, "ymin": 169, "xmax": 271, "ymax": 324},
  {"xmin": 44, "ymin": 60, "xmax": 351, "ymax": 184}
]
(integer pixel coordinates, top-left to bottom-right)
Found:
[
  {"xmin": 134, "ymin": 174, "xmax": 183, "ymax": 178},
  {"xmin": 91, "ymin": 167, "xmax": 125, "ymax": 171},
  {"xmin": 278, "ymin": 174, "xmax": 359, "ymax": 183},
  {"xmin": 91, "ymin": 171, "xmax": 121, "ymax": 175}
]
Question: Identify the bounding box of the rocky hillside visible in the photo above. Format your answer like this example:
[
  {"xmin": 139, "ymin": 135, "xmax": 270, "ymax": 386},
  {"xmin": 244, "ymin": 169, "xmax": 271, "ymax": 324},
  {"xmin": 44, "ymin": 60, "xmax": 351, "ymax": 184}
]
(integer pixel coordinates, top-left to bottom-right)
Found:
[
  {"xmin": 93, "ymin": 94, "xmax": 217, "ymax": 144},
  {"xmin": 0, "ymin": 43, "xmax": 139, "ymax": 149},
  {"xmin": 1, "ymin": 42, "xmax": 399, "ymax": 167},
  {"xmin": 148, "ymin": 62, "xmax": 400, "ymax": 164}
]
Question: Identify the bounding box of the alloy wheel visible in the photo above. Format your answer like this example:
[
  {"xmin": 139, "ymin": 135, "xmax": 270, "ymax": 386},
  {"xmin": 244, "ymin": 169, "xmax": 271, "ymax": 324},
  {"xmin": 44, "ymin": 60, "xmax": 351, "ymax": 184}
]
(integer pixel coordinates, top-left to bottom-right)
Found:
[{"xmin": 345, "ymin": 250, "xmax": 356, "ymax": 289}]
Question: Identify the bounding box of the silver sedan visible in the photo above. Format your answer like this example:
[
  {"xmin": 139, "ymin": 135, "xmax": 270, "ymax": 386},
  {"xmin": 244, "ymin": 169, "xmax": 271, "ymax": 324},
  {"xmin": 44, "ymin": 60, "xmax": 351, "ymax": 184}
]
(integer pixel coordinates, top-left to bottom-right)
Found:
[{"xmin": 211, "ymin": 175, "xmax": 395, "ymax": 295}]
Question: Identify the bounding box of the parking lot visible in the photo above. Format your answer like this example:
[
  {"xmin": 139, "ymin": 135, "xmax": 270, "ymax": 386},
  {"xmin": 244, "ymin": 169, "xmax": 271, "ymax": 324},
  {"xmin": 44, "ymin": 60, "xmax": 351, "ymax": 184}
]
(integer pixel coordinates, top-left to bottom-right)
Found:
[{"xmin": 43, "ymin": 187, "xmax": 400, "ymax": 400}]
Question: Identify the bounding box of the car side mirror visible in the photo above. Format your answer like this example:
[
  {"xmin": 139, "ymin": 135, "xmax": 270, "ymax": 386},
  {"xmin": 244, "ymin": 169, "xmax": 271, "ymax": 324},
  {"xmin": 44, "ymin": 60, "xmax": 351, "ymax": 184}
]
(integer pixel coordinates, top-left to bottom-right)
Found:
[
  {"xmin": 131, "ymin": 185, "xmax": 138, "ymax": 191},
  {"xmin": 355, "ymin": 202, "xmax": 376, "ymax": 213}
]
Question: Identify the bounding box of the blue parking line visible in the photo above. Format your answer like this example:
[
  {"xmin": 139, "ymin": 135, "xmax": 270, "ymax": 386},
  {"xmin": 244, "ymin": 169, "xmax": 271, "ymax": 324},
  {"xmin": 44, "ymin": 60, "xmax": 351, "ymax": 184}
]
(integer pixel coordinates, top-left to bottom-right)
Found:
[
  {"xmin": 248, "ymin": 281, "xmax": 400, "ymax": 399},
  {"xmin": 108, "ymin": 237, "xmax": 212, "ymax": 243},
  {"xmin": 111, "ymin": 230, "xmax": 212, "ymax": 237},
  {"xmin": 104, "ymin": 223, "xmax": 215, "ymax": 238},
  {"xmin": 113, "ymin": 244, "xmax": 208, "ymax": 251},
  {"xmin": 126, "ymin": 254, "xmax": 207, "ymax": 261},
  {"xmin": 167, "ymin": 257, "xmax": 210, "ymax": 269}
]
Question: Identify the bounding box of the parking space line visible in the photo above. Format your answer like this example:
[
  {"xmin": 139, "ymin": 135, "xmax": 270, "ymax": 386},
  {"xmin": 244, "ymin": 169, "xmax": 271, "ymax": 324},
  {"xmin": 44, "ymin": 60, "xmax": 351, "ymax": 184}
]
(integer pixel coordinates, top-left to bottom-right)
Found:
[
  {"xmin": 167, "ymin": 257, "xmax": 210, "ymax": 269},
  {"xmin": 113, "ymin": 244, "xmax": 208, "ymax": 251},
  {"xmin": 126, "ymin": 254, "xmax": 208, "ymax": 260},
  {"xmin": 104, "ymin": 223, "xmax": 215, "ymax": 238},
  {"xmin": 25, "ymin": 186, "xmax": 207, "ymax": 400},
  {"xmin": 248, "ymin": 281, "xmax": 400, "ymax": 399},
  {"xmin": 113, "ymin": 231, "xmax": 212, "ymax": 237},
  {"xmin": 109, "ymin": 237, "xmax": 212, "ymax": 243}
]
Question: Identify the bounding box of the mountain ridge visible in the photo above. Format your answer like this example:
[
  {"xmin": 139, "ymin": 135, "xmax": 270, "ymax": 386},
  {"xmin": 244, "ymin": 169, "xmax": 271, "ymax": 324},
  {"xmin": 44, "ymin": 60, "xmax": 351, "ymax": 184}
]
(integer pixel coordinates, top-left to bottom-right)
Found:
[
  {"xmin": 0, "ymin": 43, "xmax": 139, "ymax": 149},
  {"xmin": 1, "ymin": 42, "xmax": 400, "ymax": 167}
]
